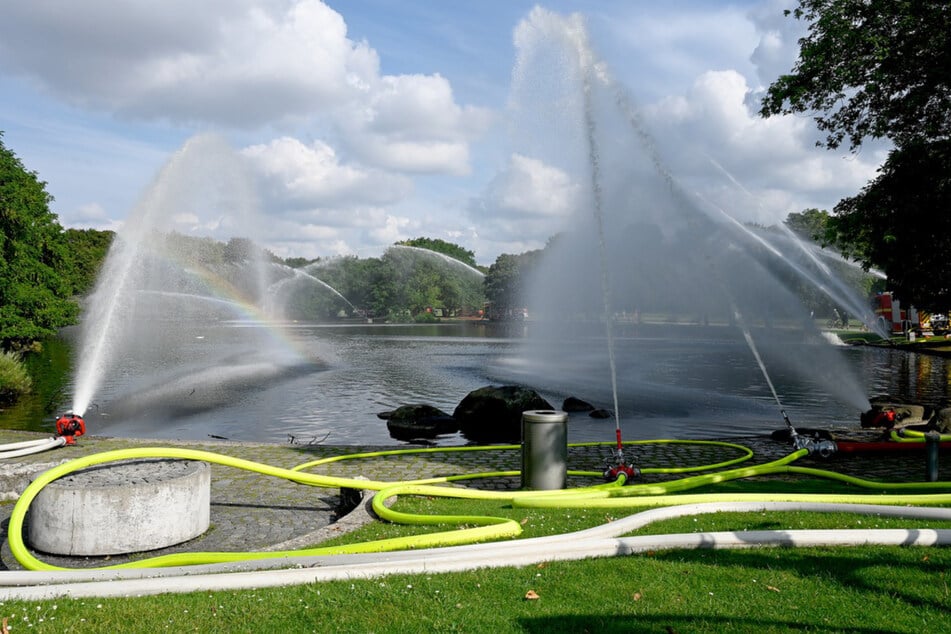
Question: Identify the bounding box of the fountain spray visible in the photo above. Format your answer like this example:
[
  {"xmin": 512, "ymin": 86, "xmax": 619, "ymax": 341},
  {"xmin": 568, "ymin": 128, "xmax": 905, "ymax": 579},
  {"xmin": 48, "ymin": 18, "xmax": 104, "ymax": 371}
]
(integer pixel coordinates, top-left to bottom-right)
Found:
[
  {"xmin": 572, "ymin": 22, "xmax": 637, "ymax": 481},
  {"xmin": 735, "ymin": 307, "xmax": 837, "ymax": 457}
]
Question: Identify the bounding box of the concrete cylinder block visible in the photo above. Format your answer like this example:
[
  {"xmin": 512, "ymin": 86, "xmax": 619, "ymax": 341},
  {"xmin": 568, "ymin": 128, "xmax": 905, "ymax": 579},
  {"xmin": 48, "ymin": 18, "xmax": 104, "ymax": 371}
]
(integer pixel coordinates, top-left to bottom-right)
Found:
[{"xmin": 27, "ymin": 459, "xmax": 210, "ymax": 556}]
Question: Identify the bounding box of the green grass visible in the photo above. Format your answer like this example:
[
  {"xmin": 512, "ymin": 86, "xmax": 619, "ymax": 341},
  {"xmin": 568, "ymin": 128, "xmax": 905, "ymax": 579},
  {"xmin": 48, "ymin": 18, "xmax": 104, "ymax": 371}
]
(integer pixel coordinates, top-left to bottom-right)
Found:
[
  {"xmin": 2, "ymin": 543, "xmax": 949, "ymax": 632},
  {"xmin": 4, "ymin": 479, "xmax": 951, "ymax": 632}
]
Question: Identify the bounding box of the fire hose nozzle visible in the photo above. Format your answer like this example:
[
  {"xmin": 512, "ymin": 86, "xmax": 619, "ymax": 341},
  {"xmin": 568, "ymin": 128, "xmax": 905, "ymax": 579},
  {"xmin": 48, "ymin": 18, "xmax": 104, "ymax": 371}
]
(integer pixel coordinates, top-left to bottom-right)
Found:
[
  {"xmin": 603, "ymin": 464, "xmax": 640, "ymax": 482},
  {"xmin": 55, "ymin": 414, "xmax": 86, "ymax": 445},
  {"xmin": 792, "ymin": 433, "xmax": 837, "ymax": 457}
]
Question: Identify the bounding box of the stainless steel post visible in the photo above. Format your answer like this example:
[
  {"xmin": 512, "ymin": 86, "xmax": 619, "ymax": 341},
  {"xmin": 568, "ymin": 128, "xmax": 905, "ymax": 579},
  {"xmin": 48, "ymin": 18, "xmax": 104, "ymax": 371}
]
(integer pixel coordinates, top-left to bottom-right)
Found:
[
  {"xmin": 926, "ymin": 430, "xmax": 940, "ymax": 482},
  {"xmin": 521, "ymin": 410, "xmax": 568, "ymax": 490}
]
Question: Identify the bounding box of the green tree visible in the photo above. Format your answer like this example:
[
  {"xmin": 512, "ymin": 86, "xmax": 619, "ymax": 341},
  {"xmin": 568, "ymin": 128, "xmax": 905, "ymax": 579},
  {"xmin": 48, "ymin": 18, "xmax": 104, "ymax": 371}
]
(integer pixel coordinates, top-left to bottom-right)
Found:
[
  {"xmin": 483, "ymin": 251, "xmax": 540, "ymax": 319},
  {"xmin": 830, "ymin": 140, "xmax": 951, "ymax": 311},
  {"xmin": 760, "ymin": 0, "xmax": 951, "ymax": 151},
  {"xmin": 283, "ymin": 256, "xmax": 315, "ymax": 269},
  {"xmin": 381, "ymin": 245, "xmax": 484, "ymax": 319},
  {"xmin": 62, "ymin": 228, "xmax": 114, "ymax": 295},
  {"xmin": 784, "ymin": 209, "xmax": 830, "ymax": 242},
  {"xmin": 0, "ymin": 133, "xmax": 78, "ymax": 349},
  {"xmin": 336, "ymin": 256, "xmax": 393, "ymax": 318},
  {"xmin": 761, "ymin": 1, "xmax": 951, "ymax": 310},
  {"xmin": 397, "ymin": 237, "xmax": 479, "ymax": 269},
  {"xmin": 222, "ymin": 237, "xmax": 258, "ymax": 264}
]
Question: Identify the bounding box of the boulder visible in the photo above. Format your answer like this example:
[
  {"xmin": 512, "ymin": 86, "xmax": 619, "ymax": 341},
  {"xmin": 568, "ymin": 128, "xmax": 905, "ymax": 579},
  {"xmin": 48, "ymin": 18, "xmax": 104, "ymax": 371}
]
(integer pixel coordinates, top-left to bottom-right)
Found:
[
  {"xmin": 454, "ymin": 385, "xmax": 554, "ymax": 443},
  {"xmin": 589, "ymin": 408, "xmax": 613, "ymax": 419},
  {"xmin": 562, "ymin": 396, "xmax": 595, "ymax": 412},
  {"xmin": 383, "ymin": 404, "xmax": 458, "ymax": 442}
]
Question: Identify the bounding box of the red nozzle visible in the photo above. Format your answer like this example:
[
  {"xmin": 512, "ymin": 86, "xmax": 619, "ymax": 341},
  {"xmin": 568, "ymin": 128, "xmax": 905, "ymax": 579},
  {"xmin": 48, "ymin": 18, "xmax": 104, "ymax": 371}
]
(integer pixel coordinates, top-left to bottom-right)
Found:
[
  {"xmin": 604, "ymin": 463, "xmax": 640, "ymax": 482},
  {"xmin": 55, "ymin": 414, "xmax": 86, "ymax": 445}
]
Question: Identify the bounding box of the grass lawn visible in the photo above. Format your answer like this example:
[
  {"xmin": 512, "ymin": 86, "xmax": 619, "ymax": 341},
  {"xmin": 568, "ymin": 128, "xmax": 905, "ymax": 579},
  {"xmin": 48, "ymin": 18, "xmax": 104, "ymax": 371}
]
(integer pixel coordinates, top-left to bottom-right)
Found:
[{"xmin": 4, "ymin": 544, "xmax": 946, "ymax": 633}]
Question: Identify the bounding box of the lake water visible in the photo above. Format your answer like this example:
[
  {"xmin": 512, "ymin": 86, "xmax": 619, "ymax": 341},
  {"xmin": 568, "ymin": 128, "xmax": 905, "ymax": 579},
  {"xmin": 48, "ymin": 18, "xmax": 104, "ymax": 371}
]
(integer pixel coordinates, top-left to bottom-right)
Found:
[{"xmin": 3, "ymin": 322, "xmax": 949, "ymax": 445}]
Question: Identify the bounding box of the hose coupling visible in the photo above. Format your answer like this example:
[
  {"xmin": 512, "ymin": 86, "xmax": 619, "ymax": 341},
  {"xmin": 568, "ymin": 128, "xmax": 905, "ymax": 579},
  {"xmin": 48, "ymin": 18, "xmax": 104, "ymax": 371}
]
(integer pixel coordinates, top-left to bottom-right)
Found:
[
  {"xmin": 603, "ymin": 462, "xmax": 640, "ymax": 482},
  {"xmin": 793, "ymin": 434, "xmax": 837, "ymax": 458}
]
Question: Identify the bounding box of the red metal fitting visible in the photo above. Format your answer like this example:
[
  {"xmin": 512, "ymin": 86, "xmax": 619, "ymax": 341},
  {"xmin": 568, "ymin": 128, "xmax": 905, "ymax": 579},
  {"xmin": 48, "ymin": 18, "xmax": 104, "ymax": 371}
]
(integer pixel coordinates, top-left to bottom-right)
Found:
[
  {"xmin": 604, "ymin": 463, "xmax": 640, "ymax": 482},
  {"xmin": 55, "ymin": 414, "xmax": 86, "ymax": 445}
]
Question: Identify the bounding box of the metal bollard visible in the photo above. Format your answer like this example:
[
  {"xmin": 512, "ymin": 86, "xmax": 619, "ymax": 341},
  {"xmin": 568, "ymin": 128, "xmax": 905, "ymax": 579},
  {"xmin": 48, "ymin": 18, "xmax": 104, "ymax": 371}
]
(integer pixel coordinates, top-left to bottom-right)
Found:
[
  {"xmin": 521, "ymin": 410, "xmax": 568, "ymax": 490},
  {"xmin": 926, "ymin": 430, "xmax": 940, "ymax": 482}
]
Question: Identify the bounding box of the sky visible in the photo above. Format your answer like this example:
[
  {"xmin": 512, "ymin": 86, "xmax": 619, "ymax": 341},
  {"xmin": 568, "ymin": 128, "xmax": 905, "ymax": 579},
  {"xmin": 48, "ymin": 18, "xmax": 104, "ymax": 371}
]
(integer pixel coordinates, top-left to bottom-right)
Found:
[{"xmin": 0, "ymin": 0, "xmax": 889, "ymax": 266}]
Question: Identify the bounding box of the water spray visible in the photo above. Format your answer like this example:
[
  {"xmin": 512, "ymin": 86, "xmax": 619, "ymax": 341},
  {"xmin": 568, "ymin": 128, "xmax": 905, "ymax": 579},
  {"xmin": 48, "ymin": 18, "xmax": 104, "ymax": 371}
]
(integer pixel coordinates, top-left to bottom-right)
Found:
[
  {"xmin": 737, "ymin": 311, "xmax": 837, "ymax": 457},
  {"xmin": 576, "ymin": 31, "xmax": 636, "ymax": 481}
]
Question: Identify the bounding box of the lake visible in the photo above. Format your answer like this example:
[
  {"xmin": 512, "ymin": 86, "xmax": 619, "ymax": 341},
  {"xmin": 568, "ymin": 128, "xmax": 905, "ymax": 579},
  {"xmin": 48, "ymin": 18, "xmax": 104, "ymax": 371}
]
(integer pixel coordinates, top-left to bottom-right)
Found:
[{"xmin": 2, "ymin": 322, "xmax": 948, "ymax": 445}]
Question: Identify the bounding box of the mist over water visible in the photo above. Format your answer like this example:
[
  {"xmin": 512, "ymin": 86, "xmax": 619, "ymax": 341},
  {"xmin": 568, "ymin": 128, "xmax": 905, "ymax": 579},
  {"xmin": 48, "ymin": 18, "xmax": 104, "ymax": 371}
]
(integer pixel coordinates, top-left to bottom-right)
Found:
[
  {"xmin": 70, "ymin": 134, "xmax": 322, "ymax": 421},
  {"xmin": 504, "ymin": 9, "xmax": 872, "ymax": 431}
]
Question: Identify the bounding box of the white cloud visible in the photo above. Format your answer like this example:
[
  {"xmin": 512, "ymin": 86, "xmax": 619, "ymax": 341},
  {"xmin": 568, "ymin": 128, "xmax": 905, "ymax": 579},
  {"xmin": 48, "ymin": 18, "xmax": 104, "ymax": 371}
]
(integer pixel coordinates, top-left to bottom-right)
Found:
[
  {"xmin": 340, "ymin": 73, "xmax": 492, "ymax": 174},
  {"xmin": 241, "ymin": 136, "xmax": 412, "ymax": 208},
  {"xmin": 0, "ymin": 0, "xmax": 376, "ymax": 126},
  {"xmin": 461, "ymin": 151, "xmax": 584, "ymax": 260},
  {"xmin": 0, "ymin": 1, "xmax": 486, "ymax": 176},
  {"xmin": 643, "ymin": 69, "xmax": 884, "ymax": 225},
  {"xmin": 0, "ymin": 1, "xmax": 892, "ymax": 266},
  {"xmin": 476, "ymin": 153, "xmax": 579, "ymax": 220},
  {"xmin": 748, "ymin": 0, "xmax": 809, "ymax": 91},
  {"xmin": 65, "ymin": 202, "xmax": 123, "ymax": 232},
  {"xmin": 369, "ymin": 214, "xmax": 415, "ymax": 246},
  {"xmin": 603, "ymin": 3, "xmax": 760, "ymax": 100}
]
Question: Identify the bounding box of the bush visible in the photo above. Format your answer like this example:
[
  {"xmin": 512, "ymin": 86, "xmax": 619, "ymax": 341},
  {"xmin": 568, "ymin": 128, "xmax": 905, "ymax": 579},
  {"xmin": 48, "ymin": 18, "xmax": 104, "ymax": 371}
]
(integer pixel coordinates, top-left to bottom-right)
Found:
[
  {"xmin": 0, "ymin": 350, "xmax": 33, "ymax": 403},
  {"xmin": 413, "ymin": 311, "xmax": 440, "ymax": 324}
]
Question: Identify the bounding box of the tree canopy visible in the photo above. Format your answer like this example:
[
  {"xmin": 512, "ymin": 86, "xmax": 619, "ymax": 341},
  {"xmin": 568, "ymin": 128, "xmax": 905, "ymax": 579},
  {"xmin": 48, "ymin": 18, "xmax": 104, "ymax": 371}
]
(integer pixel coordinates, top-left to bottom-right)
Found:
[
  {"xmin": 784, "ymin": 208, "xmax": 829, "ymax": 242},
  {"xmin": 760, "ymin": 0, "xmax": 951, "ymax": 151},
  {"xmin": 483, "ymin": 250, "xmax": 541, "ymax": 319},
  {"xmin": 761, "ymin": 1, "xmax": 951, "ymax": 311},
  {"xmin": 397, "ymin": 237, "xmax": 478, "ymax": 269},
  {"xmin": 62, "ymin": 228, "xmax": 114, "ymax": 295},
  {"xmin": 829, "ymin": 140, "xmax": 951, "ymax": 310},
  {"xmin": 0, "ymin": 133, "xmax": 78, "ymax": 349}
]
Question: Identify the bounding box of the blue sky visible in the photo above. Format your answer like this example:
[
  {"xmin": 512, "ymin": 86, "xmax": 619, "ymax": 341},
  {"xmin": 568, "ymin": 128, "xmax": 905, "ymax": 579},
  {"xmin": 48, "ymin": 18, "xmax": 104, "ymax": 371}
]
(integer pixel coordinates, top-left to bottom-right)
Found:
[{"xmin": 0, "ymin": 0, "xmax": 887, "ymax": 265}]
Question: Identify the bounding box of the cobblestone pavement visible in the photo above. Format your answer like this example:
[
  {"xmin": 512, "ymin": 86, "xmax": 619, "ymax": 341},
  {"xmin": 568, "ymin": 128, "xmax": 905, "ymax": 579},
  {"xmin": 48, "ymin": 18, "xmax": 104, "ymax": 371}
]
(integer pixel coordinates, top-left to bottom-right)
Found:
[{"xmin": 0, "ymin": 429, "xmax": 945, "ymax": 571}]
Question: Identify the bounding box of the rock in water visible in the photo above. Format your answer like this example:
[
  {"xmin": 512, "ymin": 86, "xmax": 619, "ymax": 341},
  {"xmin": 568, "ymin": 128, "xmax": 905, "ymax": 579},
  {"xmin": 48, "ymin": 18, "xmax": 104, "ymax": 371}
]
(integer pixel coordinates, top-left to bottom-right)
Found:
[
  {"xmin": 454, "ymin": 385, "xmax": 554, "ymax": 443},
  {"xmin": 384, "ymin": 404, "xmax": 457, "ymax": 441}
]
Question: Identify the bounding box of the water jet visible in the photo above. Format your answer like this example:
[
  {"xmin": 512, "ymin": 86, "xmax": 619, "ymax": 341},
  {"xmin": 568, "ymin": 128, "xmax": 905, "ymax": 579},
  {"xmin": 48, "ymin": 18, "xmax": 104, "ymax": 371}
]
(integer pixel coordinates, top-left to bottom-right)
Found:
[
  {"xmin": 68, "ymin": 134, "xmax": 320, "ymax": 435},
  {"xmin": 506, "ymin": 9, "xmax": 875, "ymax": 443}
]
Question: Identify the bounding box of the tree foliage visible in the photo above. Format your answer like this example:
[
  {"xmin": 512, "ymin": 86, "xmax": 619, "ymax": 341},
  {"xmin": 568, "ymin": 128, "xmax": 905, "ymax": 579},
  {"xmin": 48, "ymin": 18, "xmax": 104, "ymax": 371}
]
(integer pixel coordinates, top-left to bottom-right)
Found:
[
  {"xmin": 784, "ymin": 208, "xmax": 830, "ymax": 242},
  {"xmin": 397, "ymin": 237, "xmax": 479, "ymax": 268},
  {"xmin": 281, "ymin": 244, "xmax": 486, "ymax": 322},
  {"xmin": 760, "ymin": 0, "xmax": 951, "ymax": 151},
  {"xmin": 827, "ymin": 140, "xmax": 951, "ymax": 311},
  {"xmin": 774, "ymin": 211, "xmax": 879, "ymax": 317},
  {"xmin": 0, "ymin": 133, "xmax": 78, "ymax": 349},
  {"xmin": 483, "ymin": 251, "xmax": 540, "ymax": 319},
  {"xmin": 62, "ymin": 228, "xmax": 114, "ymax": 295},
  {"xmin": 381, "ymin": 245, "xmax": 484, "ymax": 319},
  {"xmin": 762, "ymin": 1, "xmax": 951, "ymax": 310}
]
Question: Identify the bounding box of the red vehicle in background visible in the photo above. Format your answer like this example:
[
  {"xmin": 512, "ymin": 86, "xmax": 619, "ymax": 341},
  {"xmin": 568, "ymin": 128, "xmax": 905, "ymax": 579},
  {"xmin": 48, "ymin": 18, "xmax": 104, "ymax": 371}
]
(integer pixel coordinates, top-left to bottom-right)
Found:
[{"xmin": 872, "ymin": 292, "xmax": 923, "ymax": 335}]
